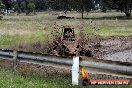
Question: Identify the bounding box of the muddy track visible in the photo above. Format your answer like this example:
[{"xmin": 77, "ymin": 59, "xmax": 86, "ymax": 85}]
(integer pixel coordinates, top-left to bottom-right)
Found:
[
  {"xmin": 6, "ymin": 36, "xmax": 132, "ymax": 63},
  {"xmin": 82, "ymin": 36, "xmax": 132, "ymax": 63},
  {"xmin": 99, "ymin": 36, "xmax": 132, "ymax": 55}
]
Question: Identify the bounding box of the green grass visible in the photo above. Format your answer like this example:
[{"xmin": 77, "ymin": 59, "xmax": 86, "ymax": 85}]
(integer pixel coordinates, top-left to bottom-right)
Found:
[
  {"xmin": 0, "ymin": 31, "xmax": 47, "ymax": 47},
  {"xmin": 96, "ymin": 26, "xmax": 132, "ymax": 36},
  {"xmin": 0, "ymin": 69, "xmax": 131, "ymax": 88},
  {"xmin": 0, "ymin": 26, "xmax": 94, "ymax": 48},
  {"xmin": 0, "ymin": 69, "xmax": 79, "ymax": 88}
]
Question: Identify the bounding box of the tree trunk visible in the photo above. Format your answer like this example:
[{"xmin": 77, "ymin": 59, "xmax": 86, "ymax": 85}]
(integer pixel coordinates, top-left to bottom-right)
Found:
[{"xmin": 82, "ymin": 0, "xmax": 84, "ymax": 19}]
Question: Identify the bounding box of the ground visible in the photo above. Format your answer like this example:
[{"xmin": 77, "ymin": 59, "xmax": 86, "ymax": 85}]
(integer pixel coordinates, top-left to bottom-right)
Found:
[{"xmin": 0, "ymin": 11, "xmax": 132, "ymax": 87}]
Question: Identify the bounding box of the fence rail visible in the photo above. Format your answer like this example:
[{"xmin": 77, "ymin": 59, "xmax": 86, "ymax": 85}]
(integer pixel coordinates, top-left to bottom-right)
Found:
[{"xmin": 0, "ymin": 49, "xmax": 132, "ymax": 78}]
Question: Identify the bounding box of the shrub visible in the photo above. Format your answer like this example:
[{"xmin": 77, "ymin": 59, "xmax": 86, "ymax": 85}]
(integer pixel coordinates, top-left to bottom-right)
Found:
[
  {"xmin": 14, "ymin": 4, "xmax": 19, "ymax": 11},
  {"xmin": 0, "ymin": 1, "xmax": 5, "ymax": 18},
  {"xmin": 0, "ymin": 3, "xmax": 5, "ymax": 9},
  {"xmin": 26, "ymin": 2, "xmax": 36, "ymax": 15},
  {"xmin": 27, "ymin": 2, "xmax": 35, "ymax": 11}
]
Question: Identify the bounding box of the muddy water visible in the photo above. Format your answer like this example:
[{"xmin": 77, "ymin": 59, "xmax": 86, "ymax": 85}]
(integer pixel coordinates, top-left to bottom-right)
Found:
[
  {"xmin": 102, "ymin": 49, "xmax": 132, "ymax": 63},
  {"xmin": 96, "ymin": 36, "xmax": 132, "ymax": 63}
]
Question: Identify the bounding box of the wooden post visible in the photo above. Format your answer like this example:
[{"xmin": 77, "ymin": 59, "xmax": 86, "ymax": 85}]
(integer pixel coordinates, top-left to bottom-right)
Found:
[{"xmin": 13, "ymin": 51, "xmax": 17, "ymax": 72}]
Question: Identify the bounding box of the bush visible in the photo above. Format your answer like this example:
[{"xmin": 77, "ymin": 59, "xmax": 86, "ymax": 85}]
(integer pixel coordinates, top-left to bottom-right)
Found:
[
  {"xmin": 0, "ymin": 3, "xmax": 5, "ymax": 9},
  {"xmin": 0, "ymin": 1, "xmax": 5, "ymax": 17},
  {"xmin": 26, "ymin": 2, "xmax": 36, "ymax": 15},
  {"xmin": 14, "ymin": 4, "xmax": 19, "ymax": 11},
  {"xmin": 27, "ymin": 2, "xmax": 35, "ymax": 11}
]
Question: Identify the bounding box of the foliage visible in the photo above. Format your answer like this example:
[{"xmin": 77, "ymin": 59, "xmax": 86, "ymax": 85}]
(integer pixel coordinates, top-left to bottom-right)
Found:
[
  {"xmin": 0, "ymin": 0, "xmax": 5, "ymax": 19},
  {"xmin": 0, "ymin": 0, "xmax": 132, "ymax": 17},
  {"xmin": 14, "ymin": 3, "xmax": 19, "ymax": 11},
  {"xmin": 1, "ymin": 0, "xmax": 132, "ymax": 18},
  {"xmin": 0, "ymin": 3, "xmax": 5, "ymax": 9},
  {"xmin": 102, "ymin": 0, "xmax": 132, "ymax": 17},
  {"xmin": 26, "ymin": 2, "xmax": 36, "ymax": 15},
  {"xmin": 27, "ymin": 2, "xmax": 35, "ymax": 11}
]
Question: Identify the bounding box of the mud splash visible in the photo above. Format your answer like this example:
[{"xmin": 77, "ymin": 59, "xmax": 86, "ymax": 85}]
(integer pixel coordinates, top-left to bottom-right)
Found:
[{"xmin": 9, "ymin": 36, "xmax": 132, "ymax": 63}]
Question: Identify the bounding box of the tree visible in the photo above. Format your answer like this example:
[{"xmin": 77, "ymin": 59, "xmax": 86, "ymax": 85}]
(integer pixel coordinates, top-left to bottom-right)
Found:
[
  {"xmin": 0, "ymin": 0, "xmax": 5, "ymax": 19},
  {"xmin": 0, "ymin": 0, "xmax": 97, "ymax": 17},
  {"xmin": 26, "ymin": 2, "xmax": 36, "ymax": 15},
  {"xmin": 82, "ymin": 0, "xmax": 94, "ymax": 19},
  {"xmin": 102, "ymin": 0, "xmax": 132, "ymax": 17},
  {"xmin": 1, "ymin": 0, "xmax": 11, "ymax": 12},
  {"xmin": 82, "ymin": 0, "xmax": 84, "ymax": 19}
]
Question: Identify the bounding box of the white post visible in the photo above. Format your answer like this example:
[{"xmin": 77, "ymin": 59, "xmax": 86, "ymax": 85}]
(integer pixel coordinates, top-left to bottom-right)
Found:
[{"xmin": 72, "ymin": 56, "xmax": 79, "ymax": 85}]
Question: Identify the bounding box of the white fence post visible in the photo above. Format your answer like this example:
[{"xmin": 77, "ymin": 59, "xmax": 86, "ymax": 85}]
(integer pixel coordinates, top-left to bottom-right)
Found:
[{"xmin": 72, "ymin": 56, "xmax": 79, "ymax": 85}]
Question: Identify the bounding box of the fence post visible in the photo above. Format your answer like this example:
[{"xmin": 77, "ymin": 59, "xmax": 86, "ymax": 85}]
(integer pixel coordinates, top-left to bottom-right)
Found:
[
  {"xmin": 13, "ymin": 51, "xmax": 17, "ymax": 72},
  {"xmin": 72, "ymin": 56, "xmax": 79, "ymax": 85}
]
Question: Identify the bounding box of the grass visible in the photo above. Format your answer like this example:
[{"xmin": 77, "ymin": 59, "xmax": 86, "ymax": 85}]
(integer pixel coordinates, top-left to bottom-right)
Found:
[
  {"xmin": 96, "ymin": 26, "xmax": 132, "ymax": 36},
  {"xmin": 0, "ymin": 69, "xmax": 78, "ymax": 88},
  {"xmin": 0, "ymin": 12, "xmax": 132, "ymax": 48},
  {"xmin": 0, "ymin": 31, "xmax": 47, "ymax": 48},
  {"xmin": 0, "ymin": 69, "xmax": 131, "ymax": 88},
  {"xmin": 83, "ymin": 19, "xmax": 132, "ymax": 36}
]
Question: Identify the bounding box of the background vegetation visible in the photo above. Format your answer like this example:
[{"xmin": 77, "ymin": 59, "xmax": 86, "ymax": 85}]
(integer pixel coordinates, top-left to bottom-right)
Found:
[{"xmin": 0, "ymin": 0, "xmax": 132, "ymax": 17}]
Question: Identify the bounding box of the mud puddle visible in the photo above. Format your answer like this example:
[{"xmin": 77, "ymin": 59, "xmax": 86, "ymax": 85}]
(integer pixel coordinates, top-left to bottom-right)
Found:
[{"xmin": 93, "ymin": 36, "xmax": 132, "ymax": 63}]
